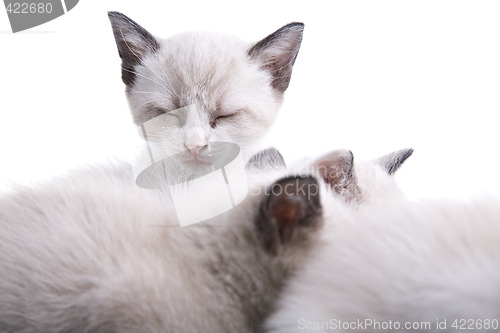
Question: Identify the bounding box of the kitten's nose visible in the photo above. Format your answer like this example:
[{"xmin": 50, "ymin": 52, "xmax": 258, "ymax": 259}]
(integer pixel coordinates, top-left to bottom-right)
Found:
[{"xmin": 186, "ymin": 144, "xmax": 206, "ymax": 158}]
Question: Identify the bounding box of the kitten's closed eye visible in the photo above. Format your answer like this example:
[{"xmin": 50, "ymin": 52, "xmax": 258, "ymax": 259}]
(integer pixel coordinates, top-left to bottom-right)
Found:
[
  {"xmin": 144, "ymin": 106, "xmax": 167, "ymax": 121},
  {"xmin": 211, "ymin": 112, "xmax": 239, "ymax": 128},
  {"xmin": 164, "ymin": 112, "xmax": 184, "ymax": 126}
]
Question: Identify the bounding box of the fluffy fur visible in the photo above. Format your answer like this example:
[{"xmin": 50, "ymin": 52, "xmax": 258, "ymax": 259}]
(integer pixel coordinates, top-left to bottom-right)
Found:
[
  {"xmin": 0, "ymin": 164, "xmax": 312, "ymax": 333},
  {"xmin": 0, "ymin": 149, "xmax": 408, "ymax": 332},
  {"xmin": 265, "ymin": 179, "xmax": 500, "ymax": 332},
  {"xmin": 108, "ymin": 12, "xmax": 304, "ymax": 161}
]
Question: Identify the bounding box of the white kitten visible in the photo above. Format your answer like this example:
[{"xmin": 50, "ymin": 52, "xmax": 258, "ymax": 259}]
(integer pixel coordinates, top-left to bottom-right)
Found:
[
  {"xmin": 108, "ymin": 12, "xmax": 304, "ymax": 162},
  {"xmin": 0, "ymin": 148, "xmax": 409, "ymax": 332},
  {"xmin": 265, "ymin": 158, "xmax": 500, "ymax": 333}
]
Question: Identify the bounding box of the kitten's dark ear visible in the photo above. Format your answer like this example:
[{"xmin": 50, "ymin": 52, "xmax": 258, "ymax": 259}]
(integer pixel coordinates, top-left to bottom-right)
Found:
[
  {"xmin": 256, "ymin": 176, "xmax": 322, "ymax": 255},
  {"xmin": 246, "ymin": 147, "xmax": 286, "ymax": 170},
  {"xmin": 108, "ymin": 11, "xmax": 160, "ymax": 86},
  {"xmin": 313, "ymin": 150, "xmax": 361, "ymax": 202},
  {"xmin": 376, "ymin": 148, "xmax": 414, "ymax": 175},
  {"xmin": 248, "ymin": 22, "xmax": 304, "ymax": 93}
]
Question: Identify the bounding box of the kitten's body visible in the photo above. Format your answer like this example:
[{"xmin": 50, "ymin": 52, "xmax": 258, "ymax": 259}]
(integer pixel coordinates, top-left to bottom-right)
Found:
[
  {"xmin": 0, "ymin": 149, "xmax": 410, "ymax": 332},
  {"xmin": 0, "ymin": 164, "xmax": 295, "ymax": 333},
  {"xmin": 266, "ymin": 191, "xmax": 500, "ymax": 332}
]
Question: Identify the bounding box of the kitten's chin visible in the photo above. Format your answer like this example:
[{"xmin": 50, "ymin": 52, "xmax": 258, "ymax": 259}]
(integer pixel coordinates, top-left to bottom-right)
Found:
[
  {"xmin": 165, "ymin": 152, "xmax": 215, "ymax": 179},
  {"xmin": 175, "ymin": 151, "xmax": 214, "ymax": 166}
]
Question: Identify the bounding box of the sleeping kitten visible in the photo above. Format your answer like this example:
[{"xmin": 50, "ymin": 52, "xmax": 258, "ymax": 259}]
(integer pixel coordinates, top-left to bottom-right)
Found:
[
  {"xmin": 265, "ymin": 167, "xmax": 500, "ymax": 332},
  {"xmin": 108, "ymin": 12, "xmax": 304, "ymax": 162},
  {"xmin": 0, "ymin": 148, "xmax": 410, "ymax": 333}
]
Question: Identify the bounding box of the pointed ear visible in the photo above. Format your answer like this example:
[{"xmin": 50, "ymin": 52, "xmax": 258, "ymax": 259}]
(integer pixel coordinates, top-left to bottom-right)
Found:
[
  {"xmin": 108, "ymin": 11, "xmax": 160, "ymax": 86},
  {"xmin": 256, "ymin": 176, "xmax": 322, "ymax": 255},
  {"xmin": 312, "ymin": 150, "xmax": 361, "ymax": 202},
  {"xmin": 248, "ymin": 22, "xmax": 304, "ymax": 93},
  {"xmin": 376, "ymin": 148, "xmax": 414, "ymax": 175},
  {"xmin": 246, "ymin": 147, "xmax": 286, "ymax": 170}
]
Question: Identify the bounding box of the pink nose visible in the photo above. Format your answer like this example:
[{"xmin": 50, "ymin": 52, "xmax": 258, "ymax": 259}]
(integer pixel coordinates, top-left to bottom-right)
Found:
[{"xmin": 186, "ymin": 144, "xmax": 205, "ymax": 157}]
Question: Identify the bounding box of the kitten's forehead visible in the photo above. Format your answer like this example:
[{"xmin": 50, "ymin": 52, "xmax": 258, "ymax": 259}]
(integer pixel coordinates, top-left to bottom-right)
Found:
[
  {"xmin": 353, "ymin": 161, "xmax": 403, "ymax": 203},
  {"xmin": 128, "ymin": 32, "xmax": 266, "ymax": 111},
  {"xmin": 158, "ymin": 32, "xmax": 259, "ymax": 94},
  {"xmin": 160, "ymin": 31, "xmax": 249, "ymax": 64}
]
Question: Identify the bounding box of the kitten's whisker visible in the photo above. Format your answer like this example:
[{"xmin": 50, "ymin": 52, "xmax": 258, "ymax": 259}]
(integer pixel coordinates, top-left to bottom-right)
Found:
[
  {"xmin": 121, "ymin": 67, "xmax": 169, "ymax": 91},
  {"xmin": 129, "ymin": 91, "xmax": 171, "ymax": 97},
  {"xmin": 141, "ymin": 62, "xmax": 175, "ymax": 94},
  {"xmin": 119, "ymin": 28, "xmax": 142, "ymax": 62}
]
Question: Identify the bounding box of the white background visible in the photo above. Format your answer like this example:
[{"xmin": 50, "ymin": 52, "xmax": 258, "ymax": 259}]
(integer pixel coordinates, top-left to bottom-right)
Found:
[{"xmin": 1, "ymin": 0, "xmax": 499, "ymax": 200}]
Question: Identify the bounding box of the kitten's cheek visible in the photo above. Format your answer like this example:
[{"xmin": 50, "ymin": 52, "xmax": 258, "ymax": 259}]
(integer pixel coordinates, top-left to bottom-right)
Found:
[
  {"xmin": 210, "ymin": 128, "xmax": 232, "ymax": 142},
  {"xmin": 217, "ymin": 133, "xmax": 236, "ymax": 144},
  {"xmin": 206, "ymin": 132, "xmax": 216, "ymax": 143}
]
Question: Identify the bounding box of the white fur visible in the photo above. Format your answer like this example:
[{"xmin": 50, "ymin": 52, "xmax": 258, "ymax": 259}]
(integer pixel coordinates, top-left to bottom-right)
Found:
[
  {"xmin": 0, "ymin": 166, "xmax": 280, "ymax": 332},
  {"xmin": 127, "ymin": 31, "xmax": 284, "ymax": 161},
  {"xmin": 0, "ymin": 152, "xmax": 403, "ymax": 332},
  {"xmin": 265, "ymin": 194, "xmax": 500, "ymax": 332},
  {"xmin": 0, "ymin": 158, "xmax": 324, "ymax": 333}
]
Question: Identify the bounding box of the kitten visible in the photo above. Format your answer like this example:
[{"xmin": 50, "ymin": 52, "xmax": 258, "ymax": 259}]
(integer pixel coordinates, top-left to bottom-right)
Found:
[
  {"xmin": 265, "ymin": 165, "xmax": 500, "ymax": 333},
  {"xmin": 0, "ymin": 148, "xmax": 409, "ymax": 333},
  {"xmin": 108, "ymin": 12, "xmax": 304, "ymax": 162}
]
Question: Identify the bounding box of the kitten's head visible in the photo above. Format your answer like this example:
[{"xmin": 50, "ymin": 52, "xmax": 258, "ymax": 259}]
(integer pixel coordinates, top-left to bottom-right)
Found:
[
  {"xmin": 245, "ymin": 148, "xmax": 413, "ymax": 262},
  {"xmin": 291, "ymin": 148, "xmax": 414, "ymax": 206},
  {"xmin": 108, "ymin": 12, "xmax": 303, "ymax": 160}
]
